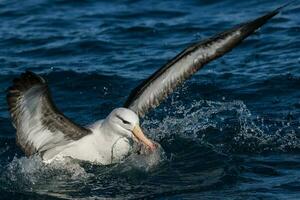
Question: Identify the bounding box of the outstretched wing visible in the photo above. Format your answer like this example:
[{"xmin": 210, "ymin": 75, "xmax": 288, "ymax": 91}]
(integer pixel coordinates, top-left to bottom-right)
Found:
[
  {"xmin": 7, "ymin": 71, "xmax": 92, "ymax": 156},
  {"xmin": 124, "ymin": 6, "xmax": 283, "ymax": 117}
]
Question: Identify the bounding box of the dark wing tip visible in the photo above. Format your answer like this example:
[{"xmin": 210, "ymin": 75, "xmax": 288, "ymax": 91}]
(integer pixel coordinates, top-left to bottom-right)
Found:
[
  {"xmin": 241, "ymin": 1, "xmax": 296, "ymax": 34},
  {"xmin": 238, "ymin": 5, "xmax": 285, "ymax": 38},
  {"xmin": 7, "ymin": 71, "xmax": 46, "ymax": 113},
  {"xmin": 8, "ymin": 71, "xmax": 45, "ymax": 93},
  {"xmin": 276, "ymin": 1, "xmax": 296, "ymax": 12}
]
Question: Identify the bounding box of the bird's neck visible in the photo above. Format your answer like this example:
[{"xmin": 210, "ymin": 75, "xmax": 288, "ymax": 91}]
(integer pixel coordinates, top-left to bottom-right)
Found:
[{"xmin": 100, "ymin": 120, "xmax": 125, "ymax": 143}]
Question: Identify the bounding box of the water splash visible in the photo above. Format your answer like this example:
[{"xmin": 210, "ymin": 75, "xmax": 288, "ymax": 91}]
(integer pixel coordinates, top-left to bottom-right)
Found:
[
  {"xmin": 143, "ymin": 99, "xmax": 300, "ymax": 153},
  {"xmin": 118, "ymin": 143, "xmax": 166, "ymax": 173},
  {"xmin": 0, "ymin": 155, "xmax": 91, "ymax": 198}
]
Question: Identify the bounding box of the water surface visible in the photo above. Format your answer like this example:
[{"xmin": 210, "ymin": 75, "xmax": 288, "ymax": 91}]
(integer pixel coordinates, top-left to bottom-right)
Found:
[{"xmin": 0, "ymin": 0, "xmax": 300, "ymax": 199}]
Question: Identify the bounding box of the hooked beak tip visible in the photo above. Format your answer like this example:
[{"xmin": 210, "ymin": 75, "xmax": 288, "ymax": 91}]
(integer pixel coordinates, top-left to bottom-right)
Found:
[{"xmin": 132, "ymin": 125, "xmax": 156, "ymax": 151}]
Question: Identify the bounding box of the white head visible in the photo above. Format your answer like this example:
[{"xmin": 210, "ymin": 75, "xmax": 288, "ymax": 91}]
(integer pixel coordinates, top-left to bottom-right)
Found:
[
  {"xmin": 105, "ymin": 108, "xmax": 155, "ymax": 150},
  {"xmin": 106, "ymin": 108, "xmax": 139, "ymax": 138}
]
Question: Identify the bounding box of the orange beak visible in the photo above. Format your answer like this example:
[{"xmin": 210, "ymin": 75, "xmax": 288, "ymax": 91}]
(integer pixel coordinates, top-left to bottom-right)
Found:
[{"xmin": 132, "ymin": 125, "xmax": 156, "ymax": 151}]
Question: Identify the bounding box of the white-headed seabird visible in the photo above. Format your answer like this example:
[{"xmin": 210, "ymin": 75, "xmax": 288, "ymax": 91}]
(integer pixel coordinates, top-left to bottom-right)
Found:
[{"xmin": 7, "ymin": 6, "xmax": 285, "ymax": 165}]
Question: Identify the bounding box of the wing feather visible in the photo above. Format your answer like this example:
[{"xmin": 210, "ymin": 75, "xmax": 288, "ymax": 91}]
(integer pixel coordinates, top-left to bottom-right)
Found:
[
  {"xmin": 7, "ymin": 71, "xmax": 92, "ymax": 156},
  {"xmin": 124, "ymin": 7, "xmax": 282, "ymax": 117}
]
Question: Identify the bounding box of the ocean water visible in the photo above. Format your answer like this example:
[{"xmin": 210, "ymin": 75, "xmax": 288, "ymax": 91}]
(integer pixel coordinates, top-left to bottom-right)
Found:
[{"xmin": 0, "ymin": 0, "xmax": 300, "ymax": 199}]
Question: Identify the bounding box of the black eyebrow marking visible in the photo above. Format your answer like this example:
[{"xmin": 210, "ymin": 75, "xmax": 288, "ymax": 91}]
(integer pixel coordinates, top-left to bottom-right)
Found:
[{"xmin": 116, "ymin": 115, "xmax": 131, "ymax": 124}]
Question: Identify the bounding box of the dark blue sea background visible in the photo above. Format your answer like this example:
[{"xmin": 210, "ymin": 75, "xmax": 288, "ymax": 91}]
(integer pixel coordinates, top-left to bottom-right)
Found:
[{"xmin": 0, "ymin": 0, "xmax": 299, "ymax": 199}]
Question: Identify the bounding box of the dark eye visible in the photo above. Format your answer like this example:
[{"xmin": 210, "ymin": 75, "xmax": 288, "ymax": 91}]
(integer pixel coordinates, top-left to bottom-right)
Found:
[
  {"xmin": 122, "ymin": 120, "xmax": 131, "ymax": 125},
  {"xmin": 116, "ymin": 115, "xmax": 131, "ymax": 125}
]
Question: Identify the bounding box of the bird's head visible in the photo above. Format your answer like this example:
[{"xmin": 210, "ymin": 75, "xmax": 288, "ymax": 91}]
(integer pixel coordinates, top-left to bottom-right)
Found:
[{"xmin": 106, "ymin": 108, "xmax": 156, "ymax": 151}]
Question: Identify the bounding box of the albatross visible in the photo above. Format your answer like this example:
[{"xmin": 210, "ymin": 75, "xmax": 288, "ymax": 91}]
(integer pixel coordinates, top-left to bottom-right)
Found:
[{"xmin": 7, "ymin": 6, "xmax": 285, "ymax": 165}]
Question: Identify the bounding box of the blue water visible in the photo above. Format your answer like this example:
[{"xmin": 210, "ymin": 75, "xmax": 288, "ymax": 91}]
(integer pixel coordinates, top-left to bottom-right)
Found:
[{"xmin": 0, "ymin": 0, "xmax": 300, "ymax": 199}]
